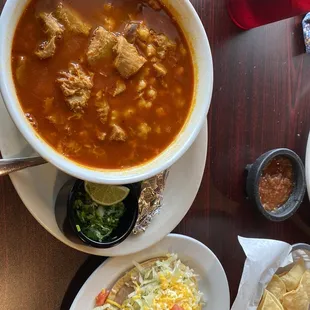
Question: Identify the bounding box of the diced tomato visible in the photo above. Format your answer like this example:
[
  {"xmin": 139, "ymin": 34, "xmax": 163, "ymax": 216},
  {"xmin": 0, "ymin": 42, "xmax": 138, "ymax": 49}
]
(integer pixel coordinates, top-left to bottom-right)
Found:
[
  {"xmin": 95, "ymin": 289, "xmax": 110, "ymax": 306},
  {"xmin": 171, "ymin": 305, "xmax": 184, "ymax": 310}
]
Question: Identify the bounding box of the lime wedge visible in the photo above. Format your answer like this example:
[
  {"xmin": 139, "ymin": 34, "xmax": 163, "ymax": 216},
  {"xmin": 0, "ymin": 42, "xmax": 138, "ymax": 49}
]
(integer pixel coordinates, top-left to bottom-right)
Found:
[{"xmin": 84, "ymin": 182, "xmax": 130, "ymax": 206}]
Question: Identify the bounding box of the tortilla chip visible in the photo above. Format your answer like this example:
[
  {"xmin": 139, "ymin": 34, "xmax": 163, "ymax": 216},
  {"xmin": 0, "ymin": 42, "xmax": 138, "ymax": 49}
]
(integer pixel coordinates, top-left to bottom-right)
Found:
[
  {"xmin": 282, "ymin": 283, "xmax": 309, "ymax": 310},
  {"xmin": 300, "ymin": 270, "xmax": 310, "ymax": 300},
  {"xmin": 266, "ymin": 275, "xmax": 286, "ymax": 301},
  {"xmin": 280, "ymin": 259, "xmax": 306, "ymax": 291},
  {"xmin": 258, "ymin": 290, "xmax": 284, "ymax": 310},
  {"xmin": 278, "ymin": 271, "xmax": 288, "ymax": 277}
]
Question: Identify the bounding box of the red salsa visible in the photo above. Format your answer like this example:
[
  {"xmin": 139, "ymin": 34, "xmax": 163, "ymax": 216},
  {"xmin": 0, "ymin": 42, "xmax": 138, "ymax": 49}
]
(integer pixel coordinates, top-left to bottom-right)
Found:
[{"xmin": 258, "ymin": 156, "xmax": 294, "ymax": 211}]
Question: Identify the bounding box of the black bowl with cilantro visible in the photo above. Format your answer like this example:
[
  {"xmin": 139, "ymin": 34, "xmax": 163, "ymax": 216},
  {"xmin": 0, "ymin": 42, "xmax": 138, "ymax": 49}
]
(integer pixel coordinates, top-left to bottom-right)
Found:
[{"xmin": 68, "ymin": 180, "xmax": 139, "ymax": 248}]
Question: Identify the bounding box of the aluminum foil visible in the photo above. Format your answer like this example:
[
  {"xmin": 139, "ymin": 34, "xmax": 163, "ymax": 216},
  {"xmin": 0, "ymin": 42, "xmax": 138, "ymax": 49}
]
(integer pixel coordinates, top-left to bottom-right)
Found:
[{"xmin": 133, "ymin": 169, "xmax": 169, "ymax": 234}]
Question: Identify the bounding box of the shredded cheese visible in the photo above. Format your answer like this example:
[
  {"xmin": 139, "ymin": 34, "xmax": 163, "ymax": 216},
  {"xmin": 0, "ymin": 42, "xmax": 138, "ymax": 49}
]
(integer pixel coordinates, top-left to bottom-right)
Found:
[{"xmin": 106, "ymin": 299, "xmax": 122, "ymax": 309}]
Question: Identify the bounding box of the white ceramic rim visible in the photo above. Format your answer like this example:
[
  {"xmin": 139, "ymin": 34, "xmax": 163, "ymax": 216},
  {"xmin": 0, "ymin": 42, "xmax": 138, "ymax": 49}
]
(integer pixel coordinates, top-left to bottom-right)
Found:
[
  {"xmin": 0, "ymin": 0, "xmax": 213, "ymax": 184},
  {"xmin": 69, "ymin": 233, "xmax": 230, "ymax": 310}
]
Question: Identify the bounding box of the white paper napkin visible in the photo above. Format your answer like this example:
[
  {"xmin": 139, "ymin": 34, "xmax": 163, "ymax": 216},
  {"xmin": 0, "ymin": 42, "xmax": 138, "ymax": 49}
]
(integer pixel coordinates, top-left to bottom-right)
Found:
[{"xmin": 231, "ymin": 236, "xmax": 292, "ymax": 310}]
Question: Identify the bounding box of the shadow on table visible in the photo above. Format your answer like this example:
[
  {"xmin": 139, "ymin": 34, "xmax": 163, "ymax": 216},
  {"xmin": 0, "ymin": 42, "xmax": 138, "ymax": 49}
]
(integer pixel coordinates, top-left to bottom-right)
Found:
[{"xmin": 61, "ymin": 255, "xmax": 107, "ymax": 310}]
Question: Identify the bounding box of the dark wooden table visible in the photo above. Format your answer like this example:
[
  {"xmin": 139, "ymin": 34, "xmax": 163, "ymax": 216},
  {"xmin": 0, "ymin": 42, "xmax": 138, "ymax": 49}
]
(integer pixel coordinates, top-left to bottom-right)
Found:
[{"xmin": 2, "ymin": 0, "xmax": 310, "ymax": 309}]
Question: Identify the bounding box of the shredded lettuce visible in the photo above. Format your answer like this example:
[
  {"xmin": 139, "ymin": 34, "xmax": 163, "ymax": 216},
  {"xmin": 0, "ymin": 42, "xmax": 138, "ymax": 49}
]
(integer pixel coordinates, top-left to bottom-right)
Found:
[{"xmin": 120, "ymin": 254, "xmax": 204, "ymax": 310}]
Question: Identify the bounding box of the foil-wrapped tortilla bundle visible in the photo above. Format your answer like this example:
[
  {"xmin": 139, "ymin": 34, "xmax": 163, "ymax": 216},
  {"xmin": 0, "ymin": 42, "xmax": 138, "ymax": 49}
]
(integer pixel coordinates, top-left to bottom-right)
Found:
[{"xmin": 133, "ymin": 170, "xmax": 169, "ymax": 234}]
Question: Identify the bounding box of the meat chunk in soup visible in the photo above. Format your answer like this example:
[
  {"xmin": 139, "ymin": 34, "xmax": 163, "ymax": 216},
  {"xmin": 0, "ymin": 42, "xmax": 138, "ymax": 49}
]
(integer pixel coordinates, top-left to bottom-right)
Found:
[
  {"xmin": 152, "ymin": 34, "xmax": 176, "ymax": 49},
  {"xmin": 35, "ymin": 36, "xmax": 57, "ymax": 59},
  {"xmin": 87, "ymin": 26, "xmax": 117, "ymax": 64},
  {"xmin": 123, "ymin": 23, "xmax": 175, "ymax": 61},
  {"xmin": 57, "ymin": 63, "xmax": 94, "ymax": 112},
  {"xmin": 113, "ymin": 36, "xmax": 147, "ymax": 79},
  {"xmin": 110, "ymin": 124, "xmax": 127, "ymax": 141},
  {"xmin": 35, "ymin": 13, "xmax": 64, "ymax": 59},
  {"xmin": 38, "ymin": 12, "xmax": 64, "ymax": 38},
  {"xmin": 112, "ymin": 80, "xmax": 126, "ymax": 96},
  {"xmin": 95, "ymin": 99, "xmax": 110, "ymax": 124},
  {"xmin": 151, "ymin": 33, "xmax": 176, "ymax": 59},
  {"xmin": 55, "ymin": 2, "xmax": 91, "ymax": 36}
]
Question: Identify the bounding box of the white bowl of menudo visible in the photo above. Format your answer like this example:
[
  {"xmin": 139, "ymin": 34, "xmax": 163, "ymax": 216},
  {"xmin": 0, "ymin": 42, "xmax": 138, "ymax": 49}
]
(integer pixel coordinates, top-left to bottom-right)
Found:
[{"xmin": 0, "ymin": 0, "xmax": 213, "ymax": 184}]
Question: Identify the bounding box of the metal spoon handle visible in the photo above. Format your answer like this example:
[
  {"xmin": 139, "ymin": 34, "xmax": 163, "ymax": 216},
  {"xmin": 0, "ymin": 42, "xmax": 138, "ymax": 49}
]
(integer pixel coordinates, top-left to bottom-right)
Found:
[{"xmin": 0, "ymin": 156, "xmax": 47, "ymax": 176}]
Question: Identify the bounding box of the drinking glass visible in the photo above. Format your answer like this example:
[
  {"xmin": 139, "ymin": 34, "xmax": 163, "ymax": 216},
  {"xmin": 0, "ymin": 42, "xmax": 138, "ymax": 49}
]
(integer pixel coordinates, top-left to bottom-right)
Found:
[{"xmin": 228, "ymin": 0, "xmax": 310, "ymax": 29}]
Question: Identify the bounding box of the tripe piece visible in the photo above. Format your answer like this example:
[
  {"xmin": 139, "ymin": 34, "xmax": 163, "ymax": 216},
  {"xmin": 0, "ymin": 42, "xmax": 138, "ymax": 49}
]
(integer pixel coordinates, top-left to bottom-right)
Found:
[
  {"xmin": 87, "ymin": 26, "xmax": 117, "ymax": 64},
  {"xmin": 57, "ymin": 63, "xmax": 94, "ymax": 112},
  {"xmin": 113, "ymin": 36, "xmax": 146, "ymax": 79},
  {"xmin": 55, "ymin": 2, "xmax": 91, "ymax": 35}
]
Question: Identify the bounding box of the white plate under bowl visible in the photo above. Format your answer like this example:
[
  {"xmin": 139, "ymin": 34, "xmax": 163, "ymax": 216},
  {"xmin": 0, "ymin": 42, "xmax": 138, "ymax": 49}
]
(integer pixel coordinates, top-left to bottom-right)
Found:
[
  {"xmin": 70, "ymin": 234, "xmax": 230, "ymax": 310},
  {"xmin": 0, "ymin": 95, "xmax": 208, "ymax": 256}
]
